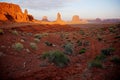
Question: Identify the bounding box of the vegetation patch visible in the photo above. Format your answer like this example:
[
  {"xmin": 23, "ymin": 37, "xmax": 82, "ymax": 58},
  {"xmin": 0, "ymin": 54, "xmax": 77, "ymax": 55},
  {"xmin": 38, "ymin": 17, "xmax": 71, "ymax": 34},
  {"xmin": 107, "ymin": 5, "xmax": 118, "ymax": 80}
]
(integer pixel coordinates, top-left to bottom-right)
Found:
[
  {"xmin": 63, "ymin": 43, "xmax": 73, "ymax": 55},
  {"xmin": 77, "ymin": 40, "xmax": 82, "ymax": 46},
  {"xmin": 12, "ymin": 42, "xmax": 24, "ymax": 51},
  {"xmin": 110, "ymin": 56, "xmax": 120, "ymax": 64},
  {"xmin": 11, "ymin": 30, "xmax": 19, "ymax": 35},
  {"xmin": 45, "ymin": 41, "xmax": 53, "ymax": 46},
  {"xmin": 114, "ymin": 35, "xmax": 120, "ymax": 39},
  {"xmin": 79, "ymin": 48, "xmax": 86, "ymax": 54},
  {"xmin": 95, "ymin": 54, "xmax": 106, "ymax": 61},
  {"xmin": 79, "ymin": 30, "xmax": 85, "ymax": 35},
  {"xmin": 42, "ymin": 50, "xmax": 70, "ymax": 67},
  {"xmin": 108, "ymin": 27, "xmax": 116, "ymax": 33},
  {"xmin": 101, "ymin": 47, "xmax": 115, "ymax": 56},
  {"xmin": 30, "ymin": 42, "xmax": 37, "ymax": 50},
  {"xmin": 34, "ymin": 34, "xmax": 42, "ymax": 39},
  {"xmin": 88, "ymin": 60, "xmax": 103, "ymax": 68},
  {"xmin": 34, "ymin": 38, "xmax": 40, "ymax": 43}
]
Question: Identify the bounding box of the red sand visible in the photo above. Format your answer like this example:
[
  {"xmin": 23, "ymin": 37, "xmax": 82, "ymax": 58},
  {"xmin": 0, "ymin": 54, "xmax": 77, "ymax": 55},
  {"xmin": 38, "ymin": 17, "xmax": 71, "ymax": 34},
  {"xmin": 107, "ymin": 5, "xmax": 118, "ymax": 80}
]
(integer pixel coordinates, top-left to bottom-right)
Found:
[{"xmin": 0, "ymin": 23, "xmax": 120, "ymax": 80}]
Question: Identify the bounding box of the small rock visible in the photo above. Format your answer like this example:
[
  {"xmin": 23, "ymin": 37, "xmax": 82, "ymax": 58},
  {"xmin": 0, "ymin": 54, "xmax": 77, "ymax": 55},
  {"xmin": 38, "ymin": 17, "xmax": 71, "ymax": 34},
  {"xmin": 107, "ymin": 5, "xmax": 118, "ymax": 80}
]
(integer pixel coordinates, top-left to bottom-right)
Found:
[
  {"xmin": 20, "ymin": 39, "xmax": 25, "ymax": 42},
  {"xmin": 26, "ymin": 49, "xmax": 30, "ymax": 53},
  {"xmin": 52, "ymin": 44, "xmax": 56, "ymax": 47}
]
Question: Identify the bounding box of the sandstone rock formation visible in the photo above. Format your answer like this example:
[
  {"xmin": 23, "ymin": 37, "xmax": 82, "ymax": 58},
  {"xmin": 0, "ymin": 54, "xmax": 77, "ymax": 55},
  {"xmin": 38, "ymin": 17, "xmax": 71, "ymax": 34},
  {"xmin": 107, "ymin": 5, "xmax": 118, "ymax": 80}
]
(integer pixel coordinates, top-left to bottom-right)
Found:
[
  {"xmin": 0, "ymin": 2, "xmax": 34, "ymax": 22},
  {"xmin": 41, "ymin": 16, "xmax": 49, "ymax": 22},
  {"xmin": 55, "ymin": 12, "xmax": 66, "ymax": 24},
  {"xmin": 70, "ymin": 15, "xmax": 87, "ymax": 24},
  {"xmin": 56, "ymin": 13, "xmax": 62, "ymax": 22},
  {"xmin": 72, "ymin": 15, "xmax": 81, "ymax": 23}
]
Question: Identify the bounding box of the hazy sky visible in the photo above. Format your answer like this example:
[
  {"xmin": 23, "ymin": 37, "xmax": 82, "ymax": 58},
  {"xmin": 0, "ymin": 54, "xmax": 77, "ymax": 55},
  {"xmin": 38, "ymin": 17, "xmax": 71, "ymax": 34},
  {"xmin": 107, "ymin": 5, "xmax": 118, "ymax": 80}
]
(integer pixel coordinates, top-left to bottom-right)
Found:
[{"xmin": 0, "ymin": 0, "xmax": 120, "ymax": 21}]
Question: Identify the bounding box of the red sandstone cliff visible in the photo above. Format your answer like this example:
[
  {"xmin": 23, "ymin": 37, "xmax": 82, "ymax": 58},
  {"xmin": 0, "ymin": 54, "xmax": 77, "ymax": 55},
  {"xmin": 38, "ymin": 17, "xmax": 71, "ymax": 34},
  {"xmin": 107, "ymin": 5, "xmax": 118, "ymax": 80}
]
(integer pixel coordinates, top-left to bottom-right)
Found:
[{"xmin": 0, "ymin": 2, "xmax": 34, "ymax": 22}]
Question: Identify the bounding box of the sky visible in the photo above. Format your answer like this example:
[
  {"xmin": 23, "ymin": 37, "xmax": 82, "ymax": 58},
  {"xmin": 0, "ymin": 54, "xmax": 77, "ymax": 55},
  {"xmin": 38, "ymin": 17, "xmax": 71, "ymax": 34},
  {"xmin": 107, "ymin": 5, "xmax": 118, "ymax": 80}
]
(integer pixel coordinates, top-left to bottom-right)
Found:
[{"xmin": 0, "ymin": 0, "xmax": 120, "ymax": 21}]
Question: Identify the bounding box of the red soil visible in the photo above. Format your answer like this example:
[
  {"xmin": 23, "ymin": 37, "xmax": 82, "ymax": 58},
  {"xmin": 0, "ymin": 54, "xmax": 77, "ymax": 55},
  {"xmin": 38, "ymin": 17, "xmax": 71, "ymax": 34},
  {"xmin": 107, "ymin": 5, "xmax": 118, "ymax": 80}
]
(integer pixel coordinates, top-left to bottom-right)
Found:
[{"xmin": 0, "ymin": 23, "xmax": 120, "ymax": 80}]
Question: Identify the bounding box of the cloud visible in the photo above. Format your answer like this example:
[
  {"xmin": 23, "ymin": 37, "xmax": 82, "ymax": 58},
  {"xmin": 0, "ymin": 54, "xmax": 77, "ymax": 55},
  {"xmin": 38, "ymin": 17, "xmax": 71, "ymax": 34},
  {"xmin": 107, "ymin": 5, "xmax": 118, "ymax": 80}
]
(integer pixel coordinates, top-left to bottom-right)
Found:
[
  {"xmin": 19, "ymin": 0, "xmax": 79, "ymax": 10},
  {"xmin": 0, "ymin": 0, "xmax": 79, "ymax": 10}
]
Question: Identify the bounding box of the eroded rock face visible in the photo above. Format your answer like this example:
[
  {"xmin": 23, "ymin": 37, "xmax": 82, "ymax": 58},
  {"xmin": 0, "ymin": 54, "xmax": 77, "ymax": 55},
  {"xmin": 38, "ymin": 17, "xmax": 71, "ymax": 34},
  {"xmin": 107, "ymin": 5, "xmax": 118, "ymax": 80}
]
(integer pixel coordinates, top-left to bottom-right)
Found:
[
  {"xmin": 0, "ymin": 14, "xmax": 8, "ymax": 21},
  {"xmin": 0, "ymin": 2, "xmax": 34, "ymax": 22}
]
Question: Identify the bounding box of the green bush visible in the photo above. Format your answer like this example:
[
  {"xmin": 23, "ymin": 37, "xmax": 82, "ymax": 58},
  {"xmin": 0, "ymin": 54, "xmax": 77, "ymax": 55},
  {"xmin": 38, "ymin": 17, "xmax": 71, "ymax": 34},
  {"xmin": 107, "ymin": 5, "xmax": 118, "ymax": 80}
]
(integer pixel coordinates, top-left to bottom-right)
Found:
[
  {"xmin": 11, "ymin": 30, "xmax": 18, "ymax": 35},
  {"xmin": 0, "ymin": 29, "xmax": 4, "ymax": 35},
  {"xmin": 64, "ymin": 43, "xmax": 73, "ymax": 54},
  {"xmin": 111, "ymin": 56, "xmax": 120, "ymax": 64},
  {"xmin": 79, "ymin": 48, "xmax": 86, "ymax": 54},
  {"xmin": 30, "ymin": 42, "xmax": 37, "ymax": 50},
  {"xmin": 95, "ymin": 54, "xmax": 106, "ymax": 61},
  {"xmin": 42, "ymin": 50, "xmax": 70, "ymax": 67},
  {"xmin": 12, "ymin": 42, "xmax": 24, "ymax": 51},
  {"xmin": 34, "ymin": 34, "xmax": 42, "ymax": 39},
  {"xmin": 101, "ymin": 47, "xmax": 115, "ymax": 56},
  {"xmin": 88, "ymin": 60, "xmax": 103, "ymax": 68},
  {"xmin": 45, "ymin": 41, "xmax": 53, "ymax": 46}
]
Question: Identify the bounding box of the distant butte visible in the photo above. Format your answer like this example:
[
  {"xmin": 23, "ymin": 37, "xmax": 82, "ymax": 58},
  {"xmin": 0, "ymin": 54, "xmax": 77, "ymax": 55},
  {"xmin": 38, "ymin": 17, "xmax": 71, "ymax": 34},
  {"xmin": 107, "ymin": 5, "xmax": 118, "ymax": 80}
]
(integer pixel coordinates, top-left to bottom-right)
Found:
[
  {"xmin": 54, "ymin": 12, "xmax": 66, "ymax": 24},
  {"xmin": 41, "ymin": 16, "xmax": 49, "ymax": 22},
  {"xmin": 0, "ymin": 2, "xmax": 88, "ymax": 24}
]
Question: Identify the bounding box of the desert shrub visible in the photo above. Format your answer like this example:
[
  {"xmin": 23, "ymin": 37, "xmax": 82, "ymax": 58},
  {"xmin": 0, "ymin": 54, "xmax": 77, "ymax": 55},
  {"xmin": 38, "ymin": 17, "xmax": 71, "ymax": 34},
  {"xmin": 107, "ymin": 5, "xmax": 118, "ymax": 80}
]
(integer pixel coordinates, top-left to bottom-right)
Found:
[
  {"xmin": 0, "ymin": 29, "xmax": 4, "ymax": 35},
  {"xmin": 79, "ymin": 30, "xmax": 85, "ymax": 35},
  {"xmin": 64, "ymin": 43, "xmax": 73, "ymax": 54},
  {"xmin": 42, "ymin": 50, "xmax": 70, "ymax": 67},
  {"xmin": 77, "ymin": 40, "xmax": 82, "ymax": 46},
  {"xmin": 88, "ymin": 60, "xmax": 103, "ymax": 68},
  {"xmin": 12, "ymin": 42, "xmax": 24, "ymax": 51},
  {"xmin": 30, "ymin": 42, "xmax": 37, "ymax": 50},
  {"xmin": 95, "ymin": 54, "xmax": 106, "ymax": 61},
  {"xmin": 109, "ymin": 27, "xmax": 115, "ymax": 33},
  {"xmin": 11, "ymin": 30, "xmax": 18, "ymax": 35},
  {"xmin": 114, "ymin": 35, "xmax": 120, "ymax": 39},
  {"xmin": 111, "ymin": 56, "xmax": 120, "ymax": 64},
  {"xmin": 101, "ymin": 47, "xmax": 115, "ymax": 56},
  {"xmin": 79, "ymin": 48, "xmax": 86, "ymax": 54},
  {"xmin": 34, "ymin": 38, "xmax": 40, "ymax": 43},
  {"xmin": 45, "ymin": 41, "xmax": 53, "ymax": 46},
  {"xmin": 34, "ymin": 34, "xmax": 42, "ymax": 39}
]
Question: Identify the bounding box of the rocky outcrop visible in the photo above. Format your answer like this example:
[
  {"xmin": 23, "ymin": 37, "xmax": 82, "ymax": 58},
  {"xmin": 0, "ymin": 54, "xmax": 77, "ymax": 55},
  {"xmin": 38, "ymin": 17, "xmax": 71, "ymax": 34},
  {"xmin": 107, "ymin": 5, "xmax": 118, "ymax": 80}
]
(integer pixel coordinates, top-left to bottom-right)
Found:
[
  {"xmin": 41, "ymin": 16, "xmax": 49, "ymax": 22},
  {"xmin": 0, "ymin": 2, "xmax": 34, "ymax": 22},
  {"xmin": 55, "ymin": 12, "xmax": 66, "ymax": 24},
  {"xmin": 70, "ymin": 15, "xmax": 87, "ymax": 24},
  {"xmin": 72, "ymin": 15, "xmax": 81, "ymax": 23}
]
